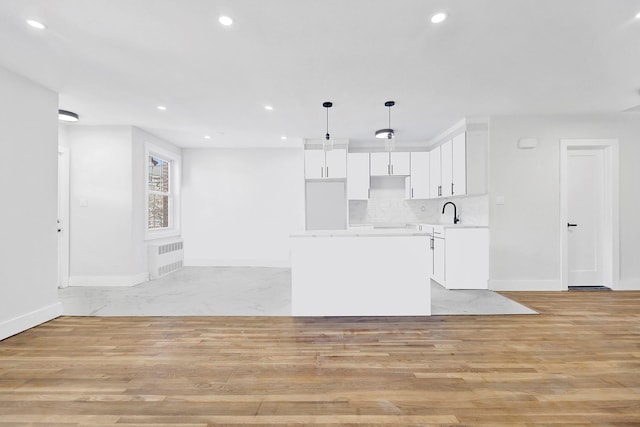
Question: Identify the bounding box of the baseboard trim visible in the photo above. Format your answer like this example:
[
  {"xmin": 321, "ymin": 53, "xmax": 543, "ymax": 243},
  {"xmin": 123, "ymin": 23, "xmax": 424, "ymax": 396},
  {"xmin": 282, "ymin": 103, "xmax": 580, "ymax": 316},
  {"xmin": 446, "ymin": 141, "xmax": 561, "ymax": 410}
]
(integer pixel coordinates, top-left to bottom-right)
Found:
[
  {"xmin": 68, "ymin": 272, "xmax": 149, "ymax": 287},
  {"xmin": 0, "ymin": 302, "xmax": 63, "ymax": 341},
  {"xmin": 615, "ymin": 278, "xmax": 640, "ymax": 291},
  {"xmin": 184, "ymin": 259, "xmax": 290, "ymax": 268},
  {"xmin": 490, "ymin": 279, "xmax": 562, "ymax": 291}
]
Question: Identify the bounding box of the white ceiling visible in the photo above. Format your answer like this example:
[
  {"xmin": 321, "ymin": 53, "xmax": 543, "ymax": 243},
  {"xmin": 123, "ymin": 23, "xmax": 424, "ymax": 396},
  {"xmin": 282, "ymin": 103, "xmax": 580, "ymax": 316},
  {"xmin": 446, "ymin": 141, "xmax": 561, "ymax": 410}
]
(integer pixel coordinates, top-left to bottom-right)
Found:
[{"xmin": 1, "ymin": 0, "xmax": 639, "ymax": 148}]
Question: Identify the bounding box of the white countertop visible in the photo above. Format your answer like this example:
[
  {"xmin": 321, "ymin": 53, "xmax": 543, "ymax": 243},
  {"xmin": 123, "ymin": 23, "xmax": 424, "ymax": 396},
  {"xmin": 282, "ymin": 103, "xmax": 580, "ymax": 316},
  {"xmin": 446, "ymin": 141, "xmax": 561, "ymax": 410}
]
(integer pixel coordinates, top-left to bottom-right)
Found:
[{"xmin": 290, "ymin": 228, "xmax": 432, "ymax": 238}]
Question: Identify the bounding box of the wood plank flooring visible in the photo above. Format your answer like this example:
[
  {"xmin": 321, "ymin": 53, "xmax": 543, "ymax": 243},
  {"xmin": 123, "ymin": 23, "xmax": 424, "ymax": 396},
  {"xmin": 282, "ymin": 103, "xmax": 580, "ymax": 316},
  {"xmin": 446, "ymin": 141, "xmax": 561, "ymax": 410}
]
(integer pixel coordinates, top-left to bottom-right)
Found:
[{"xmin": 1, "ymin": 291, "xmax": 639, "ymax": 426}]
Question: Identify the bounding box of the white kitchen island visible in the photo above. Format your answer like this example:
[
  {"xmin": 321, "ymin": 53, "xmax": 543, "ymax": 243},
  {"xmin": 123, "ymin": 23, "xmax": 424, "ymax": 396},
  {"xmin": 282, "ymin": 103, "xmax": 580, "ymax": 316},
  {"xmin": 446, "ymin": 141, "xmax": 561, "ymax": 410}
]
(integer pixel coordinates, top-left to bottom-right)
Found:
[{"xmin": 290, "ymin": 229, "xmax": 431, "ymax": 316}]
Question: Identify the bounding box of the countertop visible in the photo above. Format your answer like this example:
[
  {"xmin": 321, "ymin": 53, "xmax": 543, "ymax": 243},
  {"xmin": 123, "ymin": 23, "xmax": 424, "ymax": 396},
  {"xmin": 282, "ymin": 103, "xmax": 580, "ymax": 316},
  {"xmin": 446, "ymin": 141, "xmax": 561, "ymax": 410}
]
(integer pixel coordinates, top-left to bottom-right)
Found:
[{"xmin": 290, "ymin": 229, "xmax": 432, "ymax": 238}]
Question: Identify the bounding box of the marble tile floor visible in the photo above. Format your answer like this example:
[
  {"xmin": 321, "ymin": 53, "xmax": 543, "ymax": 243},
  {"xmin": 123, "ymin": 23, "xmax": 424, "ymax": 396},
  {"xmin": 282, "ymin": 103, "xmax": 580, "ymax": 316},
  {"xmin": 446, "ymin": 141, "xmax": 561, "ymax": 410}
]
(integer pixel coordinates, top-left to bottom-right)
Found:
[{"xmin": 59, "ymin": 267, "xmax": 536, "ymax": 316}]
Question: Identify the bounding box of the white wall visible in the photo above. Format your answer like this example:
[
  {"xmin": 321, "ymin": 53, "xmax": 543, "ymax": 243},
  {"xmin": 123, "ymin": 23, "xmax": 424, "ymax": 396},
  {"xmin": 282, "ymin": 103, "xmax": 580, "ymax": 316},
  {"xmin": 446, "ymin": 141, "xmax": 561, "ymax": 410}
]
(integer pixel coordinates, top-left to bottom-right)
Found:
[
  {"xmin": 182, "ymin": 148, "xmax": 305, "ymax": 267},
  {"xmin": 489, "ymin": 115, "xmax": 640, "ymax": 290},
  {"xmin": 0, "ymin": 66, "xmax": 62, "ymax": 340}
]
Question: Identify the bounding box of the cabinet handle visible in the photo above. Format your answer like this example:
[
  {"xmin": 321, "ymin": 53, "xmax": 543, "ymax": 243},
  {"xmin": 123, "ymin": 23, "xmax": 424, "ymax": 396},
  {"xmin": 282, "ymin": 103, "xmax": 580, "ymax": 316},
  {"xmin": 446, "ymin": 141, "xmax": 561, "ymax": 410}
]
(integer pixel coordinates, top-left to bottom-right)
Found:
[
  {"xmin": 430, "ymin": 237, "xmax": 434, "ymax": 250},
  {"xmin": 438, "ymin": 185, "xmax": 442, "ymax": 197},
  {"xmin": 411, "ymin": 188, "xmax": 414, "ymax": 199},
  {"xmin": 326, "ymin": 166, "xmax": 329, "ymax": 177},
  {"xmin": 321, "ymin": 167, "xmax": 324, "ymax": 178},
  {"xmin": 391, "ymin": 164, "xmax": 394, "ymax": 175},
  {"xmin": 387, "ymin": 164, "xmax": 390, "ymax": 175},
  {"xmin": 451, "ymin": 182, "xmax": 454, "ymax": 195},
  {"xmin": 367, "ymin": 188, "xmax": 370, "ymax": 199}
]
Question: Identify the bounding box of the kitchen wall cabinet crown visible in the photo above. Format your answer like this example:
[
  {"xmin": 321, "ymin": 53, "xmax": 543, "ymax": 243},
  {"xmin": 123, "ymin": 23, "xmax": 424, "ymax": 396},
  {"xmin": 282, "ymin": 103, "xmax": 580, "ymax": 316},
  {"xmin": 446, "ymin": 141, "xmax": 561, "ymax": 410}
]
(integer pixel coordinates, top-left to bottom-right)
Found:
[{"xmin": 304, "ymin": 148, "xmax": 347, "ymax": 179}]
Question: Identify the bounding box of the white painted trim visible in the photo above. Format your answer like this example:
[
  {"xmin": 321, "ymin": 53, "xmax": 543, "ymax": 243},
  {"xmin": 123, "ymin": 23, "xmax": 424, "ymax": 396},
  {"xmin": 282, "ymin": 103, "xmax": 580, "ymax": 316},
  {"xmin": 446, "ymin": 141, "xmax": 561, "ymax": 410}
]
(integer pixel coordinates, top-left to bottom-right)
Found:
[
  {"xmin": 145, "ymin": 142, "xmax": 182, "ymax": 241},
  {"xmin": 560, "ymin": 139, "xmax": 619, "ymax": 291},
  {"xmin": 489, "ymin": 280, "xmax": 562, "ymax": 291},
  {"xmin": 184, "ymin": 259, "xmax": 291, "ymax": 268},
  {"xmin": 68, "ymin": 272, "xmax": 149, "ymax": 287},
  {"xmin": 0, "ymin": 302, "xmax": 62, "ymax": 341},
  {"xmin": 57, "ymin": 146, "xmax": 70, "ymax": 288},
  {"xmin": 616, "ymin": 278, "xmax": 640, "ymax": 291}
]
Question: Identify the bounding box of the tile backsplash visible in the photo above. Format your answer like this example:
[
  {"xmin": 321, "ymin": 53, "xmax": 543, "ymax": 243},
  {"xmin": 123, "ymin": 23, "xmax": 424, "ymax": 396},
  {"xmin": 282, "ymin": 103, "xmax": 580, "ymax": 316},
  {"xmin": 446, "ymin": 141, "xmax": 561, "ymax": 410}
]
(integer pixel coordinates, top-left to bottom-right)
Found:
[{"xmin": 349, "ymin": 176, "xmax": 488, "ymax": 226}]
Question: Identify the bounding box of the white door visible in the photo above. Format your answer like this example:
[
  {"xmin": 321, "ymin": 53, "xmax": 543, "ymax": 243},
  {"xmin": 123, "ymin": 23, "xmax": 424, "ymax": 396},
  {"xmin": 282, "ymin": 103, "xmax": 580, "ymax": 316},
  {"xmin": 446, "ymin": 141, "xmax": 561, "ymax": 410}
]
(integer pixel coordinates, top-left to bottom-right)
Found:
[
  {"xmin": 429, "ymin": 145, "xmax": 441, "ymax": 198},
  {"xmin": 347, "ymin": 153, "xmax": 369, "ymax": 200},
  {"xmin": 304, "ymin": 149, "xmax": 325, "ymax": 179},
  {"xmin": 409, "ymin": 152, "xmax": 429, "ymax": 199},
  {"xmin": 440, "ymin": 139, "xmax": 453, "ymax": 197},
  {"xmin": 567, "ymin": 149, "xmax": 605, "ymax": 286},
  {"xmin": 57, "ymin": 147, "xmax": 70, "ymax": 288},
  {"xmin": 389, "ymin": 152, "xmax": 410, "ymax": 175},
  {"xmin": 452, "ymin": 133, "xmax": 466, "ymax": 196},
  {"xmin": 325, "ymin": 148, "xmax": 347, "ymax": 178},
  {"xmin": 370, "ymin": 152, "xmax": 390, "ymax": 176}
]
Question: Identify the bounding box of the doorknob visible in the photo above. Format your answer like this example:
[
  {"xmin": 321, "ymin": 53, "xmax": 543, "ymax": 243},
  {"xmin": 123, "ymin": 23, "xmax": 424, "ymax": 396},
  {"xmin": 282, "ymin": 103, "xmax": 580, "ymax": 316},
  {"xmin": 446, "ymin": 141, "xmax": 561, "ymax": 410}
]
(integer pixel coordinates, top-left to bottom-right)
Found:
[{"xmin": 567, "ymin": 223, "xmax": 578, "ymax": 227}]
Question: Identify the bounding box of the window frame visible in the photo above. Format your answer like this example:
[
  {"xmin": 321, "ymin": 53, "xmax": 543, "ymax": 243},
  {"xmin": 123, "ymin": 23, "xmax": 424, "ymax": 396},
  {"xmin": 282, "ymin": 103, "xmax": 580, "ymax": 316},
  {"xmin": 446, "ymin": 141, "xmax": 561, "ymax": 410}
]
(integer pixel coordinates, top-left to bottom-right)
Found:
[{"xmin": 145, "ymin": 143, "xmax": 181, "ymax": 240}]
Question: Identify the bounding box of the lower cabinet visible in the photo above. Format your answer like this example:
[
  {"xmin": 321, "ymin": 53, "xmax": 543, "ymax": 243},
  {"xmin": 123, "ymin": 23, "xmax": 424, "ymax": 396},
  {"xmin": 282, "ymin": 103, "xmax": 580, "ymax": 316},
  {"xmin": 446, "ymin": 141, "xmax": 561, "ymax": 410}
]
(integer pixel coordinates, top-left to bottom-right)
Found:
[{"xmin": 429, "ymin": 226, "xmax": 488, "ymax": 289}]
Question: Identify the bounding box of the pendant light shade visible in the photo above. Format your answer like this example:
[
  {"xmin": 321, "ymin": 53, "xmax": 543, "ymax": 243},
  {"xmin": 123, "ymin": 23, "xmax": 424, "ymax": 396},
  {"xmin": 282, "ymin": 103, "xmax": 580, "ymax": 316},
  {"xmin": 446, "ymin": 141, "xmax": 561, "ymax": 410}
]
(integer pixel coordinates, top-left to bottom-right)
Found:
[
  {"xmin": 322, "ymin": 101, "xmax": 333, "ymax": 151},
  {"xmin": 375, "ymin": 101, "xmax": 395, "ymax": 151},
  {"xmin": 58, "ymin": 109, "xmax": 79, "ymax": 122}
]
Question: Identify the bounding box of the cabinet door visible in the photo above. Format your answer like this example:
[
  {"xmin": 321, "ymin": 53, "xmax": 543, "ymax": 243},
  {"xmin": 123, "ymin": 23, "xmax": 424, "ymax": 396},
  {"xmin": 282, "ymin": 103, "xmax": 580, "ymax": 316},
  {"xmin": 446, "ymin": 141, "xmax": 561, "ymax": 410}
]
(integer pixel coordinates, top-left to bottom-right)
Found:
[
  {"xmin": 370, "ymin": 152, "xmax": 390, "ymax": 176},
  {"xmin": 390, "ymin": 152, "xmax": 410, "ymax": 175},
  {"xmin": 409, "ymin": 152, "xmax": 429, "ymax": 199},
  {"xmin": 304, "ymin": 149, "xmax": 325, "ymax": 179},
  {"xmin": 452, "ymin": 132, "xmax": 466, "ymax": 196},
  {"xmin": 433, "ymin": 236, "xmax": 445, "ymax": 285},
  {"xmin": 441, "ymin": 139, "xmax": 453, "ymax": 197},
  {"xmin": 325, "ymin": 148, "xmax": 347, "ymax": 178},
  {"xmin": 347, "ymin": 153, "xmax": 370, "ymax": 200},
  {"xmin": 429, "ymin": 145, "xmax": 441, "ymax": 198}
]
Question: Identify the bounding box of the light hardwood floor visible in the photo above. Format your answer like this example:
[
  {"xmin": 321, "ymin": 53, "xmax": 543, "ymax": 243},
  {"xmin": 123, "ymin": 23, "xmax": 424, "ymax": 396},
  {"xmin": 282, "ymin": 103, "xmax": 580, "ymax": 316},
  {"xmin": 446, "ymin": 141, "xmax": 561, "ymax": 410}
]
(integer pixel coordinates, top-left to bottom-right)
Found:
[{"xmin": 1, "ymin": 291, "xmax": 639, "ymax": 426}]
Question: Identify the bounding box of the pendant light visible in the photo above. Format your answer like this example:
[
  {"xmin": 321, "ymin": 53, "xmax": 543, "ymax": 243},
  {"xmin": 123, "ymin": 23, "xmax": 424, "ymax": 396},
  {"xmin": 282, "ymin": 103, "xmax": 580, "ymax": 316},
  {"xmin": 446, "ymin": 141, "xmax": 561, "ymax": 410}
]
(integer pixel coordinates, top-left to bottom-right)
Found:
[
  {"xmin": 58, "ymin": 109, "xmax": 79, "ymax": 122},
  {"xmin": 375, "ymin": 101, "xmax": 395, "ymax": 151},
  {"xmin": 322, "ymin": 101, "xmax": 333, "ymax": 151}
]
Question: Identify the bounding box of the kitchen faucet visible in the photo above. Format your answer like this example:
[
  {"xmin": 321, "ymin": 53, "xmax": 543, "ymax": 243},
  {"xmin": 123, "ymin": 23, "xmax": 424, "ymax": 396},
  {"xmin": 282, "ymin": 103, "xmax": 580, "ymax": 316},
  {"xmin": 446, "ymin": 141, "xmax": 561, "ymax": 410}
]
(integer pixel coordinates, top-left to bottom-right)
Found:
[{"xmin": 442, "ymin": 202, "xmax": 460, "ymax": 224}]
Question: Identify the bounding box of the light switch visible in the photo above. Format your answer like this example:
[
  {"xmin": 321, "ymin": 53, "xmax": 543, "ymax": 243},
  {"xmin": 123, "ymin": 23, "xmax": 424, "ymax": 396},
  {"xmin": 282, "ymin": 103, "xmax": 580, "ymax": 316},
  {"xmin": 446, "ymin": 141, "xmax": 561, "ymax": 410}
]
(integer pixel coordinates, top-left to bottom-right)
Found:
[
  {"xmin": 495, "ymin": 196, "xmax": 505, "ymax": 205},
  {"xmin": 79, "ymin": 199, "xmax": 88, "ymax": 207}
]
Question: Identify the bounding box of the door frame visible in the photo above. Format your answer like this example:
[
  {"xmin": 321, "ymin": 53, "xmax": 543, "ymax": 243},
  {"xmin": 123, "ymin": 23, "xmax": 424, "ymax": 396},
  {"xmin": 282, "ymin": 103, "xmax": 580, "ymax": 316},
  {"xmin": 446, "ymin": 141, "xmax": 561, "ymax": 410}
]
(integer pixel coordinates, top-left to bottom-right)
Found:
[
  {"xmin": 58, "ymin": 146, "xmax": 70, "ymax": 288},
  {"xmin": 560, "ymin": 139, "xmax": 619, "ymax": 290}
]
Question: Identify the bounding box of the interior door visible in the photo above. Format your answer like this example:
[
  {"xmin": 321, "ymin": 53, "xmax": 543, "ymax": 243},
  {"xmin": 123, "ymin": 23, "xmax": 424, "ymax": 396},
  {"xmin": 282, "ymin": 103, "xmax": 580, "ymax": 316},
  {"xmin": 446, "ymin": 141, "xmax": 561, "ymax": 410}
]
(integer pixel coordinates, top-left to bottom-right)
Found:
[{"xmin": 567, "ymin": 149, "xmax": 605, "ymax": 286}]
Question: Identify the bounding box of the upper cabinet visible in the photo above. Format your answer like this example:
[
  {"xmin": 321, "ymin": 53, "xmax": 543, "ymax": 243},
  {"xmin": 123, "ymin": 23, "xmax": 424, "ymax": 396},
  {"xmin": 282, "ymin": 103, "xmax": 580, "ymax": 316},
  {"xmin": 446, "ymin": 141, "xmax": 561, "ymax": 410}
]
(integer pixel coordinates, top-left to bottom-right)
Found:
[
  {"xmin": 370, "ymin": 152, "xmax": 410, "ymax": 176},
  {"xmin": 347, "ymin": 152, "xmax": 370, "ymax": 200},
  {"xmin": 430, "ymin": 132, "xmax": 467, "ymax": 198},
  {"xmin": 429, "ymin": 145, "xmax": 441, "ymax": 198},
  {"xmin": 409, "ymin": 152, "xmax": 429, "ymax": 199},
  {"xmin": 304, "ymin": 148, "xmax": 347, "ymax": 179}
]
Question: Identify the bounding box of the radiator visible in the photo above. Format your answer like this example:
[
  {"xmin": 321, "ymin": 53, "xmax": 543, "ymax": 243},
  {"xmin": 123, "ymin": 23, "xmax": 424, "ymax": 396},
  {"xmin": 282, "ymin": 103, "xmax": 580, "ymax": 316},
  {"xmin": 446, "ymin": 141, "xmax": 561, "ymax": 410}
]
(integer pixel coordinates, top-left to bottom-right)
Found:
[{"xmin": 148, "ymin": 239, "xmax": 184, "ymax": 279}]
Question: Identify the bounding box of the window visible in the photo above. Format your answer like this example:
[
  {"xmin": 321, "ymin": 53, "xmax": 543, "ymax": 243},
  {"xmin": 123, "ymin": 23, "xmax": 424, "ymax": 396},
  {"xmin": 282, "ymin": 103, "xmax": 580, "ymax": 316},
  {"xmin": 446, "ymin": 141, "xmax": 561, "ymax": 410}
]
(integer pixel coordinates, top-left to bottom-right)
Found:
[
  {"xmin": 148, "ymin": 155, "xmax": 171, "ymax": 229},
  {"xmin": 145, "ymin": 144, "xmax": 181, "ymax": 239}
]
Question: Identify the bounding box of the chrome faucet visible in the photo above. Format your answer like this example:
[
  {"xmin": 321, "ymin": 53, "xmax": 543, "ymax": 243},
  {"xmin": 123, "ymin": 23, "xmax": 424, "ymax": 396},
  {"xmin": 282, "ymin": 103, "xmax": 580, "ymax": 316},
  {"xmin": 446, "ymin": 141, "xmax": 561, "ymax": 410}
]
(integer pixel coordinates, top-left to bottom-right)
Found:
[{"xmin": 442, "ymin": 202, "xmax": 460, "ymax": 224}]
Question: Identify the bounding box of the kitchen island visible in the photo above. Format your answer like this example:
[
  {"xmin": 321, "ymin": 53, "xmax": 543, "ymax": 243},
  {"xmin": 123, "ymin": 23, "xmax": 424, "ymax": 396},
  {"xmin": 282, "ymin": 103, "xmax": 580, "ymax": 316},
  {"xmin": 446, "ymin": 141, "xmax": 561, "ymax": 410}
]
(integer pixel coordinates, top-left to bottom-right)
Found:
[{"xmin": 290, "ymin": 229, "xmax": 431, "ymax": 316}]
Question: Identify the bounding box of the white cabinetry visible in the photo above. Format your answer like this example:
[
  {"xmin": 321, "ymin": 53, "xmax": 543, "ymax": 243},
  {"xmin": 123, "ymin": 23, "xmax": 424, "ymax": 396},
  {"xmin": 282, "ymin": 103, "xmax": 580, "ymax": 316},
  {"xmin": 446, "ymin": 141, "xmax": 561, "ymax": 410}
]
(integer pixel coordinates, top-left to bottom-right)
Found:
[
  {"xmin": 304, "ymin": 148, "xmax": 346, "ymax": 179},
  {"xmin": 370, "ymin": 152, "xmax": 410, "ymax": 176},
  {"xmin": 429, "ymin": 146, "xmax": 441, "ymax": 198},
  {"xmin": 347, "ymin": 153, "xmax": 370, "ymax": 200},
  {"xmin": 428, "ymin": 132, "xmax": 467, "ymax": 198},
  {"xmin": 452, "ymin": 133, "xmax": 467, "ymax": 196},
  {"xmin": 430, "ymin": 226, "xmax": 488, "ymax": 289},
  {"xmin": 409, "ymin": 152, "xmax": 429, "ymax": 199}
]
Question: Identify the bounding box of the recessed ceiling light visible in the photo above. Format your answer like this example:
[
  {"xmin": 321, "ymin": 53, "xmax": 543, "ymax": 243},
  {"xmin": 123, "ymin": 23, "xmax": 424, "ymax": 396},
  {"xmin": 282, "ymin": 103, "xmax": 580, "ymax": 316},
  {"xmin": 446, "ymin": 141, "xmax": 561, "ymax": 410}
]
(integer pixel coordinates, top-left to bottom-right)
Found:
[
  {"xmin": 431, "ymin": 12, "xmax": 447, "ymax": 24},
  {"xmin": 157, "ymin": 105, "xmax": 167, "ymax": 111},
  {"xmin": 26, "ymin": 19, "xmax": 47, "ymax": 30},
  {"xmin": 204, "ymin": 135, "xmax": 211, "ymax": 140},
  {"xmin": 281, "ymin": 136, "xmax": 287, "ymax": 140},
  {"xmin": 58, "ymin": 109, "xmax": 79, "ymax": 122},
  {"xmin": 219, "ymin": 16, "xmax": 233, "ymax": 26},
  {"xmin": 636, "ymin": 12, "xmax": 640, "ymax": 19},
  {"xmin": 264, "ymin": 105, "xmax": 274, "ymax": 111}
]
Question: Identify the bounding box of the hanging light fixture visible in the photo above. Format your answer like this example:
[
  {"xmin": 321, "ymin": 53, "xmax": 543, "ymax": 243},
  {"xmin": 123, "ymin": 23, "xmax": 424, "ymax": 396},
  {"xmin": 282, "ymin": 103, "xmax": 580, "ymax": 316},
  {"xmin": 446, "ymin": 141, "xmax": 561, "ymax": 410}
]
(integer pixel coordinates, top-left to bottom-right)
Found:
[
  {"xmin": 58, "ymin": 109, "xmax": 79, "ymax": 122},
  {"xmin": 322, "ymin": 101, "xmax": 333, "ymax": 151},
  {"xmin": 375, "ymin": 101, "xmax": 395, "ymax": 151}
]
